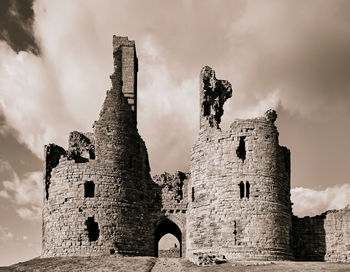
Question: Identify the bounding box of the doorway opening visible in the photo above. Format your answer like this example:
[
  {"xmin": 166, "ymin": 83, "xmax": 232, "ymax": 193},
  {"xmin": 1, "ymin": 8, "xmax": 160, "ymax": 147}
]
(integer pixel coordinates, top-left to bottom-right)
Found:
[{"xmin": 155, "ymin": 218, "xmax": 182, "ymax": 258}]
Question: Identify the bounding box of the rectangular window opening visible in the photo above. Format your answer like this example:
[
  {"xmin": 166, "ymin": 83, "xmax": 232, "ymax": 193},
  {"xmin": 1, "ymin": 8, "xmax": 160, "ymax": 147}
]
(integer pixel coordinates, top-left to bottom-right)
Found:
[{"xmin": 84, "ymin": 181, "xmax": 95, "ymax": 198}]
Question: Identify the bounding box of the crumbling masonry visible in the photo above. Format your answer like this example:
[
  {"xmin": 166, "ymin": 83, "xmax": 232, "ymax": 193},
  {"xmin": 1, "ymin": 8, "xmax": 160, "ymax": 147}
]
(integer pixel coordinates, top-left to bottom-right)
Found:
[{"xmin": 42, "ymin": 36, "xmax": 350, "ymax": 263}]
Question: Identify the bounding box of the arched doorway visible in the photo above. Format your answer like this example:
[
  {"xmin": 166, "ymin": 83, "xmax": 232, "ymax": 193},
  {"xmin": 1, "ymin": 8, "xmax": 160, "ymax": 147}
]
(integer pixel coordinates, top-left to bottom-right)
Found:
[{"xmin": 155, "ymin": 218, "xmax": 182, "ymax": 257}]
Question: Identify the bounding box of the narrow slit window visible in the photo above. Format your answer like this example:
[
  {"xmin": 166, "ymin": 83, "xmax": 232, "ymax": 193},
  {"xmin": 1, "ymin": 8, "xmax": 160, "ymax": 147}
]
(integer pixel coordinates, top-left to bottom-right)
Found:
[
  {"xmin": 239, "ymin": 182, "xmax": 245, "ymax": 199},
  {"xmin": 85, "ymin": 216, "xmax": 99, "ymax": 242},
  {"xmin": 155, "ymin": 193, "xmax": 161, "ymax": 203},
  {"xmin": 192, "ymin": 187, "xmax": 195, "ymax": 202},
  {"xmin": 203, "ymin": 101, "xmax": 211, "ymax": 116},
  {"xmin": 233, "ymin": 220, "xmax": 237, "ymax": 245},
  {"xmin": 84, "ymin": 181, "xmax": 95, "ymax": 198},
  {"xmin": 246, "ymin": 181, "xmax": 250, "ymax": 199},
  {"xmin": 129, "ymin": 155, "xmax": 133, "ymax": 168}
]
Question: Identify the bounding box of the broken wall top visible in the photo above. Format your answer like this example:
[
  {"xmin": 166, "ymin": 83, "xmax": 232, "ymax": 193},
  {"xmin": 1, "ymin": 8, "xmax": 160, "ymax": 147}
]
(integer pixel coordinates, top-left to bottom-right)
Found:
[{"xmin": 200, "ymin": 66, "xmax": 232, "ymax": 130}]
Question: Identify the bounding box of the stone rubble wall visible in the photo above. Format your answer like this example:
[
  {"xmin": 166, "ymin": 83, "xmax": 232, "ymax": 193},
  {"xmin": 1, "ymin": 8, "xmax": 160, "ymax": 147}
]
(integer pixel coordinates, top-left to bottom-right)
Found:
[
  {"xmin": 187, "ymin": 117, "xmax": 292, "ymax": 261},
  {"xmin": 158, "ymin": 247, "xmax": 181, "ymax": 258},
  {"xmin": 187, "ymin": 67, "xmax": 292, "ymax": 262},
  {"xmin": 325, "ymin": 206, "xmax": 350, "ymax": 262},
  {"xmin": 152, "ymin": 172, "xmax": 189, "ymax": 257},
  {"xmin": 292, "ymin": 214, "xmax": 326, "ymax": 260},
  {"xmin": 199, "ymin": 66, "xmax": 232, "ymax": 129},
  {"xmin": 153, "ymin": 172, "xmax": 189, "ymax": 211},
  {"xmin": 41, "ymin": 36, "xmax": 350, "ymax": 263},
  {"xmin": 292, "ymin": 206, "xmax": 350, "ymax": 262},
  {"xmin": 42, "ymin": 158, "xmax": 156, "ymax": 257},
  {"xmin": 42, "ymin": 36, "xmax": 157, "ymax": 258}
]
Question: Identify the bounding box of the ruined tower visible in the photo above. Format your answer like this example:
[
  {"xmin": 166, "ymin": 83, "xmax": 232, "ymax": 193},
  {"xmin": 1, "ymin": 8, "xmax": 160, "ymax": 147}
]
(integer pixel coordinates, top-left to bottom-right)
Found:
[
  {"xmin": 42, "ymin": 36, "xmax": 155, "ymax": 257},
  {"xmin": 41, "ymin": 36, "xmax": 349, "ymax": 263},
  {"xmin": 187, "ymin": 66, "xmax": 293, "ymax": 261}
]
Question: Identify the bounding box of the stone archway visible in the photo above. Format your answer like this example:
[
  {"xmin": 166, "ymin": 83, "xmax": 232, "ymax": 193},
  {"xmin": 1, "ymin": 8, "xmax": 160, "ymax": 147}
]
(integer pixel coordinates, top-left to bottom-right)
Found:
[{"xmin": 155, "ymin": 218, "xmax": 182, "ymax": 257}]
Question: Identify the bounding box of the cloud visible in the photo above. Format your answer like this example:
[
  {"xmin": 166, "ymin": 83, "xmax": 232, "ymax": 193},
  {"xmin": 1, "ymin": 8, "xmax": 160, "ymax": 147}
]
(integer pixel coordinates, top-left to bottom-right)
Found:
[
  {"xmin": 0, "ymin": 226, "xmax": 14, "ymax": 241},
  {"xmin": 0, "ymin": 43, "xmax": 79, "ymax": 158},
  {"xmin": 0, "ymin": 0, "xmax": 39, "ymax": 54},
  {"xmin": 0, "ymin": 158, "xmax": 13, "ymax": 174},
  {"xmin": 291, "ymin": 184, "xmax": 350, "ymax": 217},
  {"xmin": 226, "ymin": 0, "xmax": 350, "ymax": 118},
  {"xmin": 0, "ymin": 171, "xmax": 42, "ymax": 206},
  {"xmin": 0, "ymin": 190, "xmax": 10, "ymax": 199},
  {"xmin": 0, "ymin": 0, "xmax": 349, "ymax": 179},
  {"xmin": 0, "ymin": 171, "xmax": 42, "ymax": 221},
  {"xmin": 16, "ymin": 206, "xmax": 41, "ymax": 221}
]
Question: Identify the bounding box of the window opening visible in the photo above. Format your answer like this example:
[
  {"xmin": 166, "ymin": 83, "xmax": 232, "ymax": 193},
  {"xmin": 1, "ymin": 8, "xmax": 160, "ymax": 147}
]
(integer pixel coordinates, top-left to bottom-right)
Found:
[
  {"xmin": 246, "ymin": 181, "xmax": 250, "ymax": 199},
  {"xmin": 203, "ymin": 101, "xmax": 211, "ymax": 116},
  {"xmin": 233, "ymin": 220, "xmax": 237, "ymax": 245},
  {"xmin": 239, "ymin": 181, "xmax": 244, "ymax": 199},
  {"xmin": 236, "ymin": 136, "xmax": 246, "ymax": 162},
  {"xmin": 85, "ymin": 216, "xmax": 99, "ymax": 242},
  {"xmin": 84, "ymin": 181, "xmax": 95, "ymax": 198},
  {"xmin": 129, "ymin": 155, "xmax": 133, "ymax": 168}
]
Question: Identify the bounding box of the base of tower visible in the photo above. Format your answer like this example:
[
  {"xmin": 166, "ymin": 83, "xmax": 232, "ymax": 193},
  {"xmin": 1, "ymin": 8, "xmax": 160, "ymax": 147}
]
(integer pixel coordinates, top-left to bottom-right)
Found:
[{"xmin": 187, "ymin": 246, "xmax": 294, "ymax": 264}]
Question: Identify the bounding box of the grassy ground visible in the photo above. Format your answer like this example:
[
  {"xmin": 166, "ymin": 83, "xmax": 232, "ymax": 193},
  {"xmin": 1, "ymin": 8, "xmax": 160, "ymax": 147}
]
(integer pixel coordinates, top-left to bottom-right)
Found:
[
  {"xmin": 180, "ymin": 260, "xmax": 350, "ymax": 272},
  {"xmin": 0, "ymin": 256, "xmax": 156, "ymax": 272},
  {"xmin": 1, "ymin": 257, "xmax": 350, "ymax": 272}
]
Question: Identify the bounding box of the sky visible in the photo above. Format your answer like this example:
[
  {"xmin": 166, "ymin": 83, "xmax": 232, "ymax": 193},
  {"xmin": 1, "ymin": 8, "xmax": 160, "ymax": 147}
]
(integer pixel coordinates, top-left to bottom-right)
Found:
[{"xmin": 0, "ymin": 0, "xmax": 349, "ymax": 266}]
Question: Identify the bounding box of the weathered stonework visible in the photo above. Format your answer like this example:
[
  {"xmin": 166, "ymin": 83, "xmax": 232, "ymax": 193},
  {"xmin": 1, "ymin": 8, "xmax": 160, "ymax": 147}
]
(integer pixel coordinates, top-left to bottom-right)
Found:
[
  {"xmin": 292, "ymin": 214, "xmax": 326, "ymax": 261},
  {"xmin": 158, "ymin": 247, "xmax": 181, "ymax": 258},
  {"xmin": 42, "ymin": 36, "xmax": 157, "ymax": 257},
  {"xmin": 41, "ymin": 36, "xmax": 350, "ymax": 263},
  {"xmin": 292, "ymin": 206, "xmax": 350, "ymax": 262},
  {"xmin": 153, "ymin": 172, "xmax": 189, "ymax": 257},
  {"xmin": 187, "ymin": 67, "xmax": 292, "ymax": 262},
  {"xmin": 200, "ymin": 66, "xmax": 232, "ymax": 129}
]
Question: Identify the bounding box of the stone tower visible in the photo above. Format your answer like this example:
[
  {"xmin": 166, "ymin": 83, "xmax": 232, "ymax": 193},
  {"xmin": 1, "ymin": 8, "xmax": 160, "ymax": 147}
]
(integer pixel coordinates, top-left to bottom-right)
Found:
[
  {"xmin": 187, "ymin": 66, "xmax": 293, "ymax": 261},
  {"xmin": 42, "ymin": 36, "xmax": 155, "ymax": 257}
]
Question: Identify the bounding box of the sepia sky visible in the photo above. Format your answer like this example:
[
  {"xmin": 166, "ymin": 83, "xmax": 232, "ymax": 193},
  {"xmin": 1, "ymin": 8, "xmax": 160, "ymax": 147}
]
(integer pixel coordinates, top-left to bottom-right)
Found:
[{"xmin": 0, "ymin": 0, "xmax": 350, "ymax": 266}]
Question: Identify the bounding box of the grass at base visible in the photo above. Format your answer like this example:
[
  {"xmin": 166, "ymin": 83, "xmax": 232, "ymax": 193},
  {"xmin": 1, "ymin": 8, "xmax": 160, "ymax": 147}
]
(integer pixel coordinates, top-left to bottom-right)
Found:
[
  {"xmin": 1, "ymin": 257, "xmax": 350, "ymax": 272},
  {"xmin": 180, "ymin": 259, "xmax": 350, "ymax": 272},
  {"xmin": 0, "ymin": 256, "xmax": 156, "ymax": 272}
]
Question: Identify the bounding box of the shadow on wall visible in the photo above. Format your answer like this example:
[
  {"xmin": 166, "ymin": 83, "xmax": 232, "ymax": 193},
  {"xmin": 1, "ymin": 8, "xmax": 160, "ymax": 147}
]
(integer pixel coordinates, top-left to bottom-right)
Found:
[{"xmin": 292, "ymin": 214, "xmax": 326, "ymax": 261}]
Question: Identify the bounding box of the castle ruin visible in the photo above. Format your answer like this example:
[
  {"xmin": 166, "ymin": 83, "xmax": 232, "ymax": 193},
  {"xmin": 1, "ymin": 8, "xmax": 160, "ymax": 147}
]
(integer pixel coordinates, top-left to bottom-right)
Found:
[{"xmin": 42, "ymin": 36, "xmax": 350, "ymax": 263}]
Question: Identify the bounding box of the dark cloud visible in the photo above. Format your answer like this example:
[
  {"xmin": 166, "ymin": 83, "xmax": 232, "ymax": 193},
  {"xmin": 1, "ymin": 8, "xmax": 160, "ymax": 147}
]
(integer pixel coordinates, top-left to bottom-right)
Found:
[{"xmin": 0, "ymin": 0, "xmax": 39, "ymax": 54}]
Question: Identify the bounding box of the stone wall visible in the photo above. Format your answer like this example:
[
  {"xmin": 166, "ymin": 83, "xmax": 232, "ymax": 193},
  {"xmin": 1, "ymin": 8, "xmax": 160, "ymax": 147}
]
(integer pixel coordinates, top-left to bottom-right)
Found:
[
  {"xmin": 158, "ymin": 247, "xmax": 181, "ymax": 258},
  {"xmin": 292, "ymin": 214, "xmax": 326, "ymax": 260},
  {"xmin": 42, "ymin": 36, "xmax": 157, "ymax": 257},
  {"xmin": 41, "ymin": 35, "xmax": 350, "ymax": 263},
  {"xmin": 325, "ymin": 206, "xmax": 350, "ymax": 262},
  {"xmin": 187, "ymin": 66, "xmax": 292, "ymax": 262},
  {"xmin": 153, "ymin": 172, "xmax": 189, "ymax": 257},
  {"xmin": 112, "ymin": 36, "xmax": 137, "ymax": 118},
  {"xmin": 292, "ymin": 206, "xmax": 350, "ymax": 262}
]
